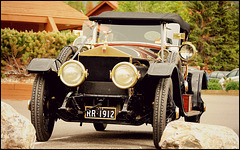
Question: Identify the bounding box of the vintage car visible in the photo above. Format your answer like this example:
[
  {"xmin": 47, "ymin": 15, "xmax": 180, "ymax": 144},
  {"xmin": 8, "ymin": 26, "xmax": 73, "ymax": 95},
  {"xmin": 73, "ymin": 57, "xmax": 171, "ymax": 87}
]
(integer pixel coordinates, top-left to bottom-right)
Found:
[{"xmin": 27, "ymin": 11, "xmax": 208, "ymax": 148}]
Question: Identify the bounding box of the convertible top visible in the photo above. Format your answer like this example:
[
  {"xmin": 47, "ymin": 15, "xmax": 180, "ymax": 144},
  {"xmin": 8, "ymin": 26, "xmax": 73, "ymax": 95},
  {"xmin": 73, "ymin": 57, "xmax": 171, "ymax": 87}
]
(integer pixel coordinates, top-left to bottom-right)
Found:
[{"xmin": 89, "ymin": 11, "xmax": 190, "ymax": 33}]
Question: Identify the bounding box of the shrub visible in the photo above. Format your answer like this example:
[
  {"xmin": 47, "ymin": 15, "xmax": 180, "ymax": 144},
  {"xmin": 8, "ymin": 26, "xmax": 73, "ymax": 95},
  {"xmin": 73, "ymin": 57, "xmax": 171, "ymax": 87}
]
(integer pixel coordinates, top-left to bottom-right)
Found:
[
  {"xmin": 208, "ymin": 79, "xmax": 220, "ymax": 83},
  {"xmin": 207, "ymin": 79, "xmax": 222, "ymax": 90},
  {"xmin": 207, "ymin": 82, "xmax": 222, "ymax": 90},
  {"xmin": 225, "ymin": 81, "xmax": 239, "ymax": 91},
  {"xmin": 1, "ymin": 28, "xmax": 77, "ymax": 77}
]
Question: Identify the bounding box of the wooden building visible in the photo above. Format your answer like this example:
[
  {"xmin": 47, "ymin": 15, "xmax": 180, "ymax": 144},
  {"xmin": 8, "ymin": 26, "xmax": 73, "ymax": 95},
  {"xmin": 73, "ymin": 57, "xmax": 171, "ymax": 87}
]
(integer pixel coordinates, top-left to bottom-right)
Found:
[
  {"xmin": 1, "ymin": 1, "xmax": 89, "ymax": 32},
  {"xmin": 86, "ymin": 1, "xmax": 118, "ymax": 17}
]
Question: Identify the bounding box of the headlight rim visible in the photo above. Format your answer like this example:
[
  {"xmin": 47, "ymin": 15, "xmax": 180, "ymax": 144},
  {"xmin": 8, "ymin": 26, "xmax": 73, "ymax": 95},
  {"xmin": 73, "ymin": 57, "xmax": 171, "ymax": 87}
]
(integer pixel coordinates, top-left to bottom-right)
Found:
[
  {"xmin": 111, "ymin": 62, "xmax": 139, "ymax": 89},
  {"xmin": 179, "ymin": 42, "xmax": 197, "ymax": 61},
  {"xmin": 59, "ymin": 60, "xmax": 87, "ymax": 87}
]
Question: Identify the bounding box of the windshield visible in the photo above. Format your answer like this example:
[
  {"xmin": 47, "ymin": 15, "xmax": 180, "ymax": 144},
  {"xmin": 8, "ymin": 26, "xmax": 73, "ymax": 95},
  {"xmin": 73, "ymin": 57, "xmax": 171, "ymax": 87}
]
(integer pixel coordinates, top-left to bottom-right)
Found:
[
  {"xmin": 73, "ymin": 21, "xmax": 181, "ymax": 59},
  {"xmin": 74, "ymin": 21, "xmax": 181, "ymax": 47},
  {"xmin": 227, "ymin": 69, "xmax": 239, "ymax": 78},
  {"xmin": 98, "ymin": 24, "xmax": 163, "ymax": 43}
]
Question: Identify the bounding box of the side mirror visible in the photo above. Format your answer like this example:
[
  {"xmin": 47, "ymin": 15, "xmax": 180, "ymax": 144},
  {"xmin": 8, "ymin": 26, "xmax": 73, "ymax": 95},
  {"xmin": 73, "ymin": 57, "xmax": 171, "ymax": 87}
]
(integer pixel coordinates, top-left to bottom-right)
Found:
[{"xmin": 179, "ymin": 42, "xmax": 197, "ymax": 61}]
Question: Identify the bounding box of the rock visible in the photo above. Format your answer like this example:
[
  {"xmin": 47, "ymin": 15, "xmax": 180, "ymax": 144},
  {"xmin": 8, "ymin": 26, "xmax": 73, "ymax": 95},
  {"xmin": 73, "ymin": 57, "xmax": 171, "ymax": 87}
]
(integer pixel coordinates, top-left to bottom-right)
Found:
[
  {"xmin": 1, "ymin": 101, "xmax": 36, "ymax": 149},
  {"xmin": 160, "ymin": 120, "xmax": 239, "ymax": 149}
]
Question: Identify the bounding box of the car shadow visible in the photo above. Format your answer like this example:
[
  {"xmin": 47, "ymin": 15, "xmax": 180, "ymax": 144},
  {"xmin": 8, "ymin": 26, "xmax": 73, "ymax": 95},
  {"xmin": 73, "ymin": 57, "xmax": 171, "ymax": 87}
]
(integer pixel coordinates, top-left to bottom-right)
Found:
[{"xmin": 45, "ymin": 130, "xmax": 154, "ymax": 149}]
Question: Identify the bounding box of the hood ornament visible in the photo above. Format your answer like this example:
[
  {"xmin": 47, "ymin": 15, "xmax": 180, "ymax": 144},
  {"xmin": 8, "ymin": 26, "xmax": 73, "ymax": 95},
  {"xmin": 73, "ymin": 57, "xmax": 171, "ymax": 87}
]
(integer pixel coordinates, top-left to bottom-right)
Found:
[{"xmin": 102, "ymin": 30, "xmax": 112, "ymax": 53}]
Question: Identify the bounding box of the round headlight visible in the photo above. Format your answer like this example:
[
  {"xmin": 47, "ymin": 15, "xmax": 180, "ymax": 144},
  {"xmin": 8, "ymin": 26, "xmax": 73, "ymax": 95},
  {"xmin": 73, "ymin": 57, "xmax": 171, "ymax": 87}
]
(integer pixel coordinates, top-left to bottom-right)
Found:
[
  {"xmin": 179, "ymin": 42, "xmax": 197, "ymax": 61},
  {"xmin": 111, "ymin": 62, "xmax": 140, "ymax": 89},
  {"xmin": 59, "ymin": 60, "xmax": 87, "ymax": 87}
]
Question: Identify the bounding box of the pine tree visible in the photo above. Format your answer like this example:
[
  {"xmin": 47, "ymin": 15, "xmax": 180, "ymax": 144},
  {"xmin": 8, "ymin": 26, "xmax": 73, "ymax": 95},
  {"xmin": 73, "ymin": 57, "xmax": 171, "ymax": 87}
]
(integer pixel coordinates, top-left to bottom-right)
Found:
[
  {"xmin": 117, "ymin": 1, "xmax": 189, "ymax": 20},
  {"xmin": 186, "ymin": 1, "xmax": 239, "ymax": 71},
  {"xmin": 211, "ymin": 1, "xmax": 239, "ymax": 71},
  {"xmin": 86, "ymin": 1, "xmax": 94, "ymax": 14},
  {"xmin": 75, "ymin": 1, "xmax": 85, "ymax": 13},
  {"xmin": 64, "ymin": 1, "xmax": 85, "ymax": 13}
]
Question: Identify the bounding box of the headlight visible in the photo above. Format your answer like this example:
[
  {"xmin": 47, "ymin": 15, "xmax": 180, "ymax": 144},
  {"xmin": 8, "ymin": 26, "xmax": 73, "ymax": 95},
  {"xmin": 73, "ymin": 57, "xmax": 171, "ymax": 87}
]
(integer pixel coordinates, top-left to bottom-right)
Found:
[
  {"xmin": 111, "ymin": 62, "xmax": 140, "ymax": 89},
  {"xmin": 179, "ymin": 42, "xmax": 197, "ymax": 61},
  {"xmin": 58, "ymin": 60, "xmax": 87, "ymax": 87}
]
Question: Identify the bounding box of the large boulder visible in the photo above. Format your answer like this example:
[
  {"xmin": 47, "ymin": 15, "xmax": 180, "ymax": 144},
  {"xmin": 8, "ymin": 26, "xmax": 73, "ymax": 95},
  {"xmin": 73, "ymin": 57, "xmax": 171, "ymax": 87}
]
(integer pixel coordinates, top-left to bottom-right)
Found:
[
  {"xmin": 160, "ymin": 120, "xmax": 239, "ymax": 149},
  {"xmin": 1, "ymin": 101, "xmax": 36, "ymax": 149}
]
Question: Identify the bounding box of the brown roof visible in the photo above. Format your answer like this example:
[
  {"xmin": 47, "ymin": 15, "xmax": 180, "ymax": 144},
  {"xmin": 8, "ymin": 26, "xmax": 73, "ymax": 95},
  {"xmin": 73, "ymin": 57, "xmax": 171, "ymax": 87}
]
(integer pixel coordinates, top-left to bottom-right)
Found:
[
  {"xmin": 86, "ymin": 1, "xmax": 118, "ymax": 17},
  {"xmin": 1, "ymin": 1, "xmax": 89, "ymax": 32}
]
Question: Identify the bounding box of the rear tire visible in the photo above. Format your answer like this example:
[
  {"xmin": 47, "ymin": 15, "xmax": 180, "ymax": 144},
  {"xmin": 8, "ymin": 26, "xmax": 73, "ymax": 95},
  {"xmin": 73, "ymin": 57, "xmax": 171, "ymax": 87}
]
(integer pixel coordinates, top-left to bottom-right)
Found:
[
  {"xmin": 153, "ymin": 78, "xmax": 174, "ymax": 149},
  {"xmin": 30, "ymin": 74, "xmax": 55, "ymax": 141},
  {"xmin": 93, "ymin": 123, "xmax": 107, "ymax": 131}
]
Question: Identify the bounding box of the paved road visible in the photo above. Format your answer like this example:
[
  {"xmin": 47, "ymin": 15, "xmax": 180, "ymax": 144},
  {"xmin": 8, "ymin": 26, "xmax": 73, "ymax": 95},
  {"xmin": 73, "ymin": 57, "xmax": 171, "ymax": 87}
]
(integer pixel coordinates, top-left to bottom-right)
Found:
[{"xmin": 2, "ymin": 95, "xmax": 239, "ymax": 149}]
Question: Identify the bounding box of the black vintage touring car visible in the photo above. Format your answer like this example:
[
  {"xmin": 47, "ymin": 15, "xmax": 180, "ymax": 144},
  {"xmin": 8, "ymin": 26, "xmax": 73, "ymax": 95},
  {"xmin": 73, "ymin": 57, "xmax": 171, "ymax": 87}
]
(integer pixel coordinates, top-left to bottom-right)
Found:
[{"xmin": 27, "ymin": 11, "xmax": 208, "ymax": 148}]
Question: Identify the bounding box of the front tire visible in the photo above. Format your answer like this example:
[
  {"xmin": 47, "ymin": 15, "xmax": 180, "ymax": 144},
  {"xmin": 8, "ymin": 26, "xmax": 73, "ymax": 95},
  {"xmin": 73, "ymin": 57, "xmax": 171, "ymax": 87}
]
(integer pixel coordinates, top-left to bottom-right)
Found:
[
  {"xmin": 153, "ymin": 78, "xmax": 174, "ymax": 149},
  {"xmin": 30, "ymin": 74, "xmax": 55, "ymax": 141},
  {"xmin": 93, "ymin": 123, "xmax": 107, "ymax": 131},
  {"xmin": 57, "ymin": 45, "xmax": 77, "ymax": 63}
]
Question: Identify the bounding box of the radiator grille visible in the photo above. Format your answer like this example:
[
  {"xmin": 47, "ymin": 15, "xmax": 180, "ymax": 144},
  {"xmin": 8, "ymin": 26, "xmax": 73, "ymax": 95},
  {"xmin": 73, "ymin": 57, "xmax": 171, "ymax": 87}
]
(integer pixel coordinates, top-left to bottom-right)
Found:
[{"xmin": 79, "ymin": 56, "xmax": 129, "ymax": 81}]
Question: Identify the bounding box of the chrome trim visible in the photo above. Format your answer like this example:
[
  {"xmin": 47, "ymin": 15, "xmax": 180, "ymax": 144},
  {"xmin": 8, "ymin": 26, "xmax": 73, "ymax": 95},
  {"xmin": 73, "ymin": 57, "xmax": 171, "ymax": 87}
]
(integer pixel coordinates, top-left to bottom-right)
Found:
[
  {"xmin": 111, "ymin": 62, "xmax": 140, "ymax": 89},
  {"xmin": 59, "ymin": 60, "xmax": 87, "ymax": 87},
  {"xmin": 95, "ymin": 41, "xmax": 179, "ymax": 48},
  {"xmin": 179, "ymin": 42, "xmax": 197, "ymax": 61}
]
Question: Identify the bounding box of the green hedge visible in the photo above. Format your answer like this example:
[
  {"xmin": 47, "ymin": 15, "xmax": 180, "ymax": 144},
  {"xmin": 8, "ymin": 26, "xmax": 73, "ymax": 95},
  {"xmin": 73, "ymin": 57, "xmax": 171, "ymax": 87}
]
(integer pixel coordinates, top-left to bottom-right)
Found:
[
  {"xmin": 1, "ymin": 28, "xmax": 77, "ymax": 78},
  {"xmin": 207, "ymin": 79, "xmax": 222, "ymax": 90},
  {"xmin": 207, "ymin": 79, "xmax": 239, "ymax": 91},
  {"xmin": 225, "ymin": 81, "xmax": 239, "ymax": 91}
]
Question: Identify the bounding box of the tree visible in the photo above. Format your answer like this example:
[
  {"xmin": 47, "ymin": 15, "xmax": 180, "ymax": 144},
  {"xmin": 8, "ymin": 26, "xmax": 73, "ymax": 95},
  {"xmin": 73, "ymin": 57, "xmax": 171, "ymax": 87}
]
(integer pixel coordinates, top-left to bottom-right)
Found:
[
  {"xmin": 117, "ymin": 1, "xmax": 188, "ymax": 20},
  {"xmin": 64, "ymin": 1, "xmax": 85, "ymax": 13},
  {"xmin": 185, "ymin": 1, "xmax": 218, "ymax": 68},
  {"xmin": 117, "ymin": 1, "xmax": 189, "ymax": 21},
  {"xmin": 86, "ymin": 1, "xmax": 94, "ymax": 14},
  {"xmin": 211, "ymin": 1, "xmax": 239, "ymax": 71},
  {"xmin": 186, "ymin": 1, "xmax": 239, "ymax": 71}
]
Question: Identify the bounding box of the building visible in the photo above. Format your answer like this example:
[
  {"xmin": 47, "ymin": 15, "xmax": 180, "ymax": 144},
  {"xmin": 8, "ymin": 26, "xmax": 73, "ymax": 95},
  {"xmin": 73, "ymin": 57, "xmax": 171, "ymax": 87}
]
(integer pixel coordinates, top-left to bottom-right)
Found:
[
  {"xmin": 86, "ymin": 1, "xmax": 118, "ymax": 17},
  {"xmin": 1, "ymin": 1, "xmax": 89, "ymax": 32}
]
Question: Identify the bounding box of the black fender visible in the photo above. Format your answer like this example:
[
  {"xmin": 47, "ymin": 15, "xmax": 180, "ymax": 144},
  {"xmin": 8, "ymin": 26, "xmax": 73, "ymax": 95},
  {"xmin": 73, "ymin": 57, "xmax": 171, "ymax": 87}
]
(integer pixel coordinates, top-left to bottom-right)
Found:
[
  {"xmin": 187, "ymin": 70, "xmax": 208, "ymax": 111},
  {"xmin": 147, "ymin": 63, "xmax": 176, "ymax": 77},
  {"xmin": 27, "ymin": 58, "xmax": 60, "ymax": 73},
  {"xmin": 27, "ymin": 58, "xmax": 67, "ymax": 107},
  {"xmin": 147, "ymin": 63, "xmax": 186, "ymax": 115}
]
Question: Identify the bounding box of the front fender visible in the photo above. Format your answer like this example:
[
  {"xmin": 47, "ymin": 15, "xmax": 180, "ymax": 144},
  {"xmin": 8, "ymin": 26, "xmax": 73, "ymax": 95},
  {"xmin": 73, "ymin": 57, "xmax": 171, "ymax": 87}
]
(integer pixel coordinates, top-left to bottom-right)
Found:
[
  {"xmin": 147, "ymin": 63, "xmax": 177, "ymax": 77},
  {"xmin": 27, "ymin": 58, "xmax": 59, "ymax": 73},
  {"xmin": 146, "ymin": 63, "xmax": 185, "ymax": 114}
]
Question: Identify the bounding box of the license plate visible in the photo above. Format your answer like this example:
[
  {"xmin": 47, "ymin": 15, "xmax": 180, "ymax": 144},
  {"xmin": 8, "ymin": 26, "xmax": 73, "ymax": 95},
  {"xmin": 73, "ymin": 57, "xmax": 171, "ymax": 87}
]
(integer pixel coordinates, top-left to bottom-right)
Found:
[{"xmin": 85, "ymin": 106, "xmax": 116, "ymax": 120}]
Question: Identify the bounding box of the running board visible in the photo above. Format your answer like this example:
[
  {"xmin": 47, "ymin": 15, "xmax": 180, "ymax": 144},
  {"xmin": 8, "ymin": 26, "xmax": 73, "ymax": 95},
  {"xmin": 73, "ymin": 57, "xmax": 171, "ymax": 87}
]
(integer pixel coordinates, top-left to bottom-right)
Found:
[{"xmin": 184, "ymin": 110, "xmax": 201, "ymax": 117}]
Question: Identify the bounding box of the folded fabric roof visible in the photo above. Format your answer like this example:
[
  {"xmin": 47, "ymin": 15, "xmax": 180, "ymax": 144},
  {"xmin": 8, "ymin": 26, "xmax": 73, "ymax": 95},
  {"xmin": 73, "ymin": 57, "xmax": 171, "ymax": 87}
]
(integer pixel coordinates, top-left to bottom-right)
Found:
[{"xmin": 89, "ymin": 11, "xmax": 190, "ymax": 33}]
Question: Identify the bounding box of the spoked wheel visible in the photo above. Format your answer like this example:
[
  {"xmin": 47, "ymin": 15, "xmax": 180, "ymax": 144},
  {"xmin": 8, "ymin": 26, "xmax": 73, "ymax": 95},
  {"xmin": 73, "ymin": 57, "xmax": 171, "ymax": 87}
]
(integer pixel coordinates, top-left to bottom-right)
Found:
[
  {"xmin": 93, "ymin": 123, "xmax": 107, "ymax": 131},
  {"xmin": 153, "ymin": 78, "xmax": 176, "ymax": 149},
  {"xmin": 30, "ymin": 73, "xmax": 55, "ymax": 141}
]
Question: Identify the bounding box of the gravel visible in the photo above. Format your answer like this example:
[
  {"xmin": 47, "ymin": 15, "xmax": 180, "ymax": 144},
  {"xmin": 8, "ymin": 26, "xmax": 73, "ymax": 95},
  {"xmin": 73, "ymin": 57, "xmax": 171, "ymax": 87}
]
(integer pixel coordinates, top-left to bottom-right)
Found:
[{"xmin": 1, "ymin": 74, "xmax": 35, "ymax": 83}]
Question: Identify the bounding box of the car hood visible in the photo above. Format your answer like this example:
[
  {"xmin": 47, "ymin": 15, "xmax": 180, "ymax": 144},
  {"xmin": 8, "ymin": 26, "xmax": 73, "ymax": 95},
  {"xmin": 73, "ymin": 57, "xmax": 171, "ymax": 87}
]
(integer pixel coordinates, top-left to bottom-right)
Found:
[{"xmin": 93, "ymin": 42, "xmax": 159, "ymax": 60}]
